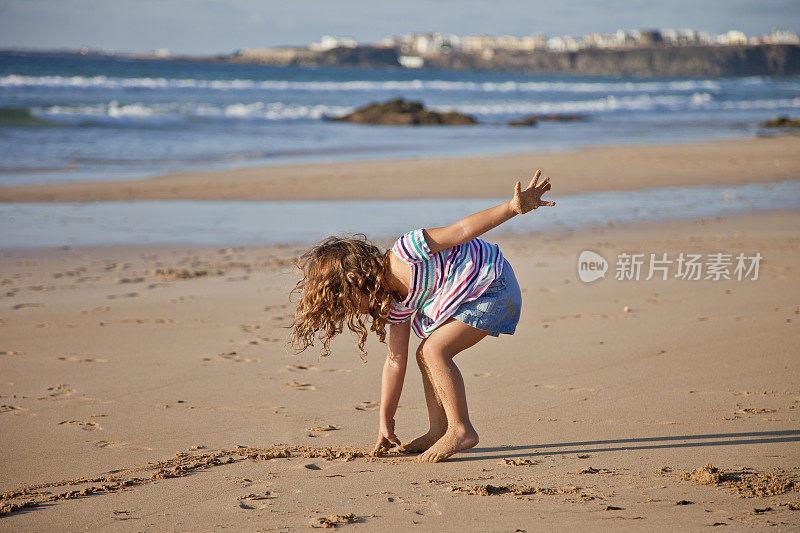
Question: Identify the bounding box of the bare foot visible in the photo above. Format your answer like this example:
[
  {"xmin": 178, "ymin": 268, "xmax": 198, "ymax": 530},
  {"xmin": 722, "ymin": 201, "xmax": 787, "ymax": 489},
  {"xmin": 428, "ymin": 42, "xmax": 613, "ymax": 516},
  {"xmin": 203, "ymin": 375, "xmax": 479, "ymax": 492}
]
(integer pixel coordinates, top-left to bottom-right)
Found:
[
  {"xmin": 398, "ymin": 427, "xmax": 447, "ymax": 454},
  {"xmin": 417, "ymin": 427, "xmax": 478, "ymax": 463}
]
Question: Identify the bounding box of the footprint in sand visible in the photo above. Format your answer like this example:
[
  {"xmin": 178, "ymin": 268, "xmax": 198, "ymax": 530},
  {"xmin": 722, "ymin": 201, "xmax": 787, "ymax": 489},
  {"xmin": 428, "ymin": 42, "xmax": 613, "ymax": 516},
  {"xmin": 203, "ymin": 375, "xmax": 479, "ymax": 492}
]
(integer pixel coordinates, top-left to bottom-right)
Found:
[
  {"xmin": 286, "ymin": 364, "xmax": 351, "ymax": 373},
  {"xmin": 58, "ymin": 356, "xmax": 108, "ymax": 363},
  {"xmin": 94, "ymin": 440, "xmax": 127, "ymax": 449},
  {"xmin": 249, "ymin": 336, "xmax": 280, "ymax": 345},
  {"xmin": 0, "ymin": 350, "xmax": 24, "ymax": 356},
  {"xmin": 736, "ymin": 407, "xmax": 776, "ymax": 415},
  {"xmin": 60, "ymin": 420, "xmax": 102, "ymax": 431},
  {"xmin": 307, "ymin": 424, "xmax": 341, "ymax": 432},
  {"xmin": 354, "ymin": 401, "xmax": 379, "ymax": 411},
  {"xmin": 287, "ymin": 364, "xmax": 314, "ymax": 371},
  {"xmin": 578, "ymin": 467, "xmax": 615, "ymax": 474},
  {"xmin": 1, "ymin": 405, "xmax": 25, "ymax": 414},
  {"xmin": 502, "ymin": 458, "xmax": 538, "ymax": 466},
  {"xmin": 203, "ymin": 351, "xmax": 260, "ymax": 363},
  {"xmin": 115, "ymin": 277, "xmax": 145, "ymax": 284},
  {"xmin": 238, "ymin": 491, "xmax": 276, "ymax": 510},
  {"xmin": 42, "ymin": 384, "xmax": 75, "ymax": 399},
  {"xmin": 106, "ymin": 292, "xmax": 139, "ymax": 299},
  {"xmin": 241, "ymin": 324, "xmax": 261, "ymax": 333},
  {"xmin": 81, "ymin": 306, "xmax": 112, "ymax": 315},
  {"xmin": 473, "ymin": 372, "xmax": 500, "ymax": 377},
  {"xmin": 534, "ymin": 384, "xmax": 598, "ymax": 393},
  {"xmin": 12, "ymin": 303, "xmax": 44, "ymax": 310},
  {"xmin": 107, "ymin": 318, "xmax": 148, "ymax": 324},
  {"xmin": 112, "ymin": 510, "xmax": 139, "ymax": 521},
  {"xmin": 285, "ymin": 379, "xmax": 315, "ymax": 391}
]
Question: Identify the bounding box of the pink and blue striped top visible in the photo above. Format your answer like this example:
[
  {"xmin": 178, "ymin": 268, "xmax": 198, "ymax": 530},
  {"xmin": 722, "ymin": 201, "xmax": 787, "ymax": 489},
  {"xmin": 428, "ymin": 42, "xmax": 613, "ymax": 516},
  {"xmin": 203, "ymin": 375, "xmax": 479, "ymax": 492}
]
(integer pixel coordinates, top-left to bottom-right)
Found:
[{"xmin": 387, "ymin": 229, "xmax": 504, "ymax": 338}]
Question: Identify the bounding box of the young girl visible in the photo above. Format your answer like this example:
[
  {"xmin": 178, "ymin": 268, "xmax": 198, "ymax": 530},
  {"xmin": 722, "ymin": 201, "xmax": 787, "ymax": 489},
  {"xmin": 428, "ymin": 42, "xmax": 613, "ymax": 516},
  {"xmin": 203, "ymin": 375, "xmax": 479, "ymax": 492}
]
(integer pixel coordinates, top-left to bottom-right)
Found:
[{"xmin": 290, "ymin": 170, "xmax": 554, "ymax": 462}]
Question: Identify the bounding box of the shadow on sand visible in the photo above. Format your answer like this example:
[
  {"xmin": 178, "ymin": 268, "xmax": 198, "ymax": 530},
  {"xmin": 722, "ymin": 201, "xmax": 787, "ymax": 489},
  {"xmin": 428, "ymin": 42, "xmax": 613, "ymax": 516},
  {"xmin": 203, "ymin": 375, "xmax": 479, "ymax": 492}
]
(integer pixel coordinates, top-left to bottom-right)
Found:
[{"xmin": 449, "ymin": 429, "xmax": 800, "ymax": 462}]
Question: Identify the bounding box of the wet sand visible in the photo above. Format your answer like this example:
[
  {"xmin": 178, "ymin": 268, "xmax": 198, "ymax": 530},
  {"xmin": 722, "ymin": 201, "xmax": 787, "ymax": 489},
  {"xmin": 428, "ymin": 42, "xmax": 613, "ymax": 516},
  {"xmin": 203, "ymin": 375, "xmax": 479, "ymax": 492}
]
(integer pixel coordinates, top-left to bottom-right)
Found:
[
  {"xmin": 1, "ymin": 208, "xmax": 798, "ymax": 529},
  {"xmin": 0, "ymin": 136, "xmax": 798, "ymax": 202}
]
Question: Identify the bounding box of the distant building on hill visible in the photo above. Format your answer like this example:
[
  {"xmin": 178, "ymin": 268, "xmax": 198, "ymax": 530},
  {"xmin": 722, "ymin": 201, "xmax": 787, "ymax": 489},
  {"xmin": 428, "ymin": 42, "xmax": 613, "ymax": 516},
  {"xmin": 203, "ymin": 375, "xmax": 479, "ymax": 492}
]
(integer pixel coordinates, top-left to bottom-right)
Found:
[
  {"xmin": 309, "ymin": 36, "xmax": 357, "ymax": 51},
  {"xmin": 637, "ymin": 30, "xmax": 663, "ymax": 45}
]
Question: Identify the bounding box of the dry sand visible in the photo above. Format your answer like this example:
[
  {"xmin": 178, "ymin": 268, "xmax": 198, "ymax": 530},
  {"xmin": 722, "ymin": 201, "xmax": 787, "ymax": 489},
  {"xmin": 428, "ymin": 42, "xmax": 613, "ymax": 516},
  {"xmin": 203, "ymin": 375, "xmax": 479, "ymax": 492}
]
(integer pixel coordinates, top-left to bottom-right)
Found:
[
  {"xmin": 0, "ymin": 136, "xmax": 798, "ymax": 202},
  {"xmin": 1, "ymin": 207, "xmax": 799, "ymax": 530}
]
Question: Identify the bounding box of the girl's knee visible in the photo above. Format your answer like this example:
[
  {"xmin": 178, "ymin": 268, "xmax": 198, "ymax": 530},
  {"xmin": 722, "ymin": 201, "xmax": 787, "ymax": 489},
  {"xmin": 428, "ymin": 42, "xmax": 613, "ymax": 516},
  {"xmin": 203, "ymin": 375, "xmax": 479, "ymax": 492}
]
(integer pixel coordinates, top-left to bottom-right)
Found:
[
  {"xmin": 415, "ymin": 343, "xmax": 426, "ymax": 366},
  {"xmin": 417, "ymin": 342, "xmax": 449, "ymax": 365}
]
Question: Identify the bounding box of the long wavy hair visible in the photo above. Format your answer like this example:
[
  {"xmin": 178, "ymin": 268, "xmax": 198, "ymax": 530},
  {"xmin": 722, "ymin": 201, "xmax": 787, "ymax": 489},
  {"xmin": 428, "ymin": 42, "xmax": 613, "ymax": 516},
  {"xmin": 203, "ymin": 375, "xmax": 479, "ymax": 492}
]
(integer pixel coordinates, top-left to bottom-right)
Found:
[{"xmin": 289, "ymin": 235, "xmax": 393, "ymax": 359}]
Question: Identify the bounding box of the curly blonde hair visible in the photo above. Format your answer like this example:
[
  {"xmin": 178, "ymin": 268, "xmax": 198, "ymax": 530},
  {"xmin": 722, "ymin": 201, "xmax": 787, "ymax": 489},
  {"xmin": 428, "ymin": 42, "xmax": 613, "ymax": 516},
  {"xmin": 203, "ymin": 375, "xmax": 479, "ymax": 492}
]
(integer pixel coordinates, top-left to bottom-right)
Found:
[{"xmin": 289, "ymin": 235, "xmax": 393, "ymax": 359}]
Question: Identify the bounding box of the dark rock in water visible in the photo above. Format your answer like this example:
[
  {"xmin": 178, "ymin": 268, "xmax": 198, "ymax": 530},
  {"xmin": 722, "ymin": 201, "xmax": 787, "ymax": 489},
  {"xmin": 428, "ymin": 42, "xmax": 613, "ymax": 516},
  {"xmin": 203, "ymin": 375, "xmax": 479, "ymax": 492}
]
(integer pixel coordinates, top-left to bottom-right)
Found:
[
  {"xmin": 760, "ymin": 116, "xmax": 800, "ymax": 128},
  {"xmin": 507, "ymin": 116, "xmax": 539, "ymax": 127},
  {"xmin": 535, "ymin": 114, "xmax": 587, "ymax": 121},
  {"xmin": 330, "ymin": 98, "xmax": 477, "ymax": 126},
  {"xmin": 507, "ymin": 113, "xmax": 587, "ymax": 126}
]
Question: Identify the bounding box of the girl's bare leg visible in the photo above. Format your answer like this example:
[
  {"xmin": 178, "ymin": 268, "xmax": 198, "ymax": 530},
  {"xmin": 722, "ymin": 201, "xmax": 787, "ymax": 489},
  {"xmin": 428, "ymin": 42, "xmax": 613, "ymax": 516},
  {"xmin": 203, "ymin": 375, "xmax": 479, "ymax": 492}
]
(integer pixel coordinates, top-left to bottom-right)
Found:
[
  {"xmin": 417, "ymin": 318, "xmax": 489, "ymax": 462},
  {"xmin": 399, "ymin": 339, "xmax": 449, "ymax": 453}
]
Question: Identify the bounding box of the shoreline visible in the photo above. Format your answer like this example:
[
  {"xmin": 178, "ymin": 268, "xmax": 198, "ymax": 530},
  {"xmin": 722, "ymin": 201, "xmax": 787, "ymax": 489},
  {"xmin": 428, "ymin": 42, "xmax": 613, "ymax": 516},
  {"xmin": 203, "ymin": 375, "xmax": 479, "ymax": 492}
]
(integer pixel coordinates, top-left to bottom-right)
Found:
[
  {"xmin": 0, "ymin": 136, "xmax": 798, "ymax": 203},
  {"xmin": 3, "ymin": 205, "xmax": 798, "ymax": 255},
  {"xmin": 2, "ymin": 182, "xmax": 799, "ymax": 250}
]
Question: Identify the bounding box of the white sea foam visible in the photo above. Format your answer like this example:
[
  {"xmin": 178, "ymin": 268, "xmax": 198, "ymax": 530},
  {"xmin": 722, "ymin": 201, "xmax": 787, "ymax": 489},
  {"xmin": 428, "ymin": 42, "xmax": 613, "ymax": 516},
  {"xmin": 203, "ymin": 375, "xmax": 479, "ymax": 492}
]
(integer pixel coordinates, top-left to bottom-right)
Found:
[
  {"xmin": 0, "ymin": 74, "xmax": 736, "ymax": 94},
  {"xmin": 28, "ymin": 93, "xmax": 800, "ymax": 126},
  {"xmin": 435, "ymin": 94, "xmax": 800, "ymax": 115},
  {"xmin": 32, "ymin": 100, "xmax": 354, "ymax": 124}
]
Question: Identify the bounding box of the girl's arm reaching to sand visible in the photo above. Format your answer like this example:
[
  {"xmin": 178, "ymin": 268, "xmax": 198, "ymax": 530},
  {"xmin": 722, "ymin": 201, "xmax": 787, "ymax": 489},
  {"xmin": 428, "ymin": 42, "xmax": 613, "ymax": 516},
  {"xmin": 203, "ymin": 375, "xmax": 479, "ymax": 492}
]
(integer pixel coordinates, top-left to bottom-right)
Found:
[
  {"xmin": 373, "ymin": 320, "xmax": 411, "ymax": 455},
  {"xmin": 423, "ymin": 169, "xmax": 554, "ymax": 254}
]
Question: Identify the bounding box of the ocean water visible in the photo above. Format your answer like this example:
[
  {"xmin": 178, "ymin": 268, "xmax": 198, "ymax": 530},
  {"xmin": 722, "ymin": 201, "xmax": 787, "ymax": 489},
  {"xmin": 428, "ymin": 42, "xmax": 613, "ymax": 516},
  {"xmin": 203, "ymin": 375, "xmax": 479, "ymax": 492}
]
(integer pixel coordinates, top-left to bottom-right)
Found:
[
  {"xmin": 1, "ymin": 51, "xmax": 799, "ymax": 185},
  {"xmin": 2, "ymin": 181, "xmax": 798, "ymax": 248}
]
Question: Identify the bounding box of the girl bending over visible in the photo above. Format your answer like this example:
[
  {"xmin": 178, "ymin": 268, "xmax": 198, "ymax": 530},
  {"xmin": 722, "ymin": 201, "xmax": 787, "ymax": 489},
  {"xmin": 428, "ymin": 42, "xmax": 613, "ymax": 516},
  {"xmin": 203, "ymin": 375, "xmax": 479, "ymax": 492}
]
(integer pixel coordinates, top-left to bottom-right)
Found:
[{"xmin": 290, "ymin": 171, "xmax": 554, "ymax": 462}]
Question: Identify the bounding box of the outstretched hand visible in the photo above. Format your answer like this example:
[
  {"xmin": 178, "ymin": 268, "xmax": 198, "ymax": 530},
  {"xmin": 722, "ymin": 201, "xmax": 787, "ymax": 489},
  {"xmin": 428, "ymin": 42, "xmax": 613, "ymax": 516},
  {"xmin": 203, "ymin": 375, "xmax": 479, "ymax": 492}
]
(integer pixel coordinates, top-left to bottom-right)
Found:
[
  {"xmin": 372, "ymin": 418, "xmax": 401, "ymax": 456},
  {"xmin": 509, "ymin": 169, "xmax": 555, "ymax": 215}
]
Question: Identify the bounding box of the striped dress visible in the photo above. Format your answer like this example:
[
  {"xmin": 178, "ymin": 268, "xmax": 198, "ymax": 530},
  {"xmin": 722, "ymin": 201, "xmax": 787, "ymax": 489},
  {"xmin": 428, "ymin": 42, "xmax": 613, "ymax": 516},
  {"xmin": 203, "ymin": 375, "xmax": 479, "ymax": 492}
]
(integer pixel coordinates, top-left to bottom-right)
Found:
[{"xmin": 387, "ymin": 228, "xmax": 505, "ymax": 339}]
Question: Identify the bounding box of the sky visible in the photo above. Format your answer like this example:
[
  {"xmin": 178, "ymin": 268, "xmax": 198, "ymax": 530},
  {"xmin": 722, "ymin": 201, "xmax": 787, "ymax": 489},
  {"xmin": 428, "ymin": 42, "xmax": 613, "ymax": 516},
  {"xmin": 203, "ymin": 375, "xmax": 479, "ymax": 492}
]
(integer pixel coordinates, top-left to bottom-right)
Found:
[{"xmin": 0, "ymin": 0, "xmax": 798, "ymax": 55}]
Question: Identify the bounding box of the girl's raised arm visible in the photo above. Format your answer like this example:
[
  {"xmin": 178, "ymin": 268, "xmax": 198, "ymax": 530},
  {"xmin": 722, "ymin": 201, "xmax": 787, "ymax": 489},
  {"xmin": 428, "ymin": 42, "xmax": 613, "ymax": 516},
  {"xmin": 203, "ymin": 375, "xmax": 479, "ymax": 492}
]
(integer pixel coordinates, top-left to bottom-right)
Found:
[{"xmin": 423, "ymin": 170, "xmax": 554, "ymax": 254}]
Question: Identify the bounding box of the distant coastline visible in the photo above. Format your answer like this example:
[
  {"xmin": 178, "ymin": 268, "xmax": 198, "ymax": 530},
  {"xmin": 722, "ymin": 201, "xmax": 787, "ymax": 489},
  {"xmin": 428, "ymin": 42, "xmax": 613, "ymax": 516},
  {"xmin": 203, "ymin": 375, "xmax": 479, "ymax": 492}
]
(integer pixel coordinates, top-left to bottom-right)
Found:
[
  {"xmin": 4, "ymin": 43, "xmax": 799, "ymax": 78},
  {"xmin": 222, "ymin": 44, "xmax": 800, "ymax": 78}
]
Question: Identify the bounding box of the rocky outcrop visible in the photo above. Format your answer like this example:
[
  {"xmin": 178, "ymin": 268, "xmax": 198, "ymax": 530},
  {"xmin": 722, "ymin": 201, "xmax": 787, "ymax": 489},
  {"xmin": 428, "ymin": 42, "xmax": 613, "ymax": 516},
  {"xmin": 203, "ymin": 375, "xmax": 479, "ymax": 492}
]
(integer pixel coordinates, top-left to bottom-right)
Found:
[
  {"xmin": 228, "ymin": 46, "xmax": 400, "ymax": 69},
  {"xmin": 508, "ymin": 114, "xmax": 587, "ymax": 126},
  {"xmin": 224, "ymin": 44, "xmax": 800, "ymax": 78},
  {"xmin": 507, "ymin": 116, "xmax": 538, "ymax": 127},
  {"xmin": 424, "ymin": 44, "xmax": 800, "ymax": 77},
  {"xmin": 760, "ymin": 116, "xmax": 800, "ymax": 128},
  {"xmin": 329, "ymin": 98, "xmax": 477, "ymax": 126}
]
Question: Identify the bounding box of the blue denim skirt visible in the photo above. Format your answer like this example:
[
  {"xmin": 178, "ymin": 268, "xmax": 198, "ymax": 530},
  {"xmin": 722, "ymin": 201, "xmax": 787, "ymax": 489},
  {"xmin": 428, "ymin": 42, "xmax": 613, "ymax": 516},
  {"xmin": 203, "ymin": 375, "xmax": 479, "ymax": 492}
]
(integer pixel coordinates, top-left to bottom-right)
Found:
[{"xmin": 451, "ymin": 258, "xmax": 522, "ymax": 336}]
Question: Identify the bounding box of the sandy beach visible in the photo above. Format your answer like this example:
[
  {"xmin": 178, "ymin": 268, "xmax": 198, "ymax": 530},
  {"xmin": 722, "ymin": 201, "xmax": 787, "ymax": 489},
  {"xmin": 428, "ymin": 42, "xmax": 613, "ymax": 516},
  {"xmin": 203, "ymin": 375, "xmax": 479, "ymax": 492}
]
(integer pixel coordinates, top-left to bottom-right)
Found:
[
  {"xmin": 0, "ymin": 136, "xmax": 798, "ymax": 202},
  {"xmin": 1, "ymin": 197, "xmax": 799, "ymax": 529}
]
